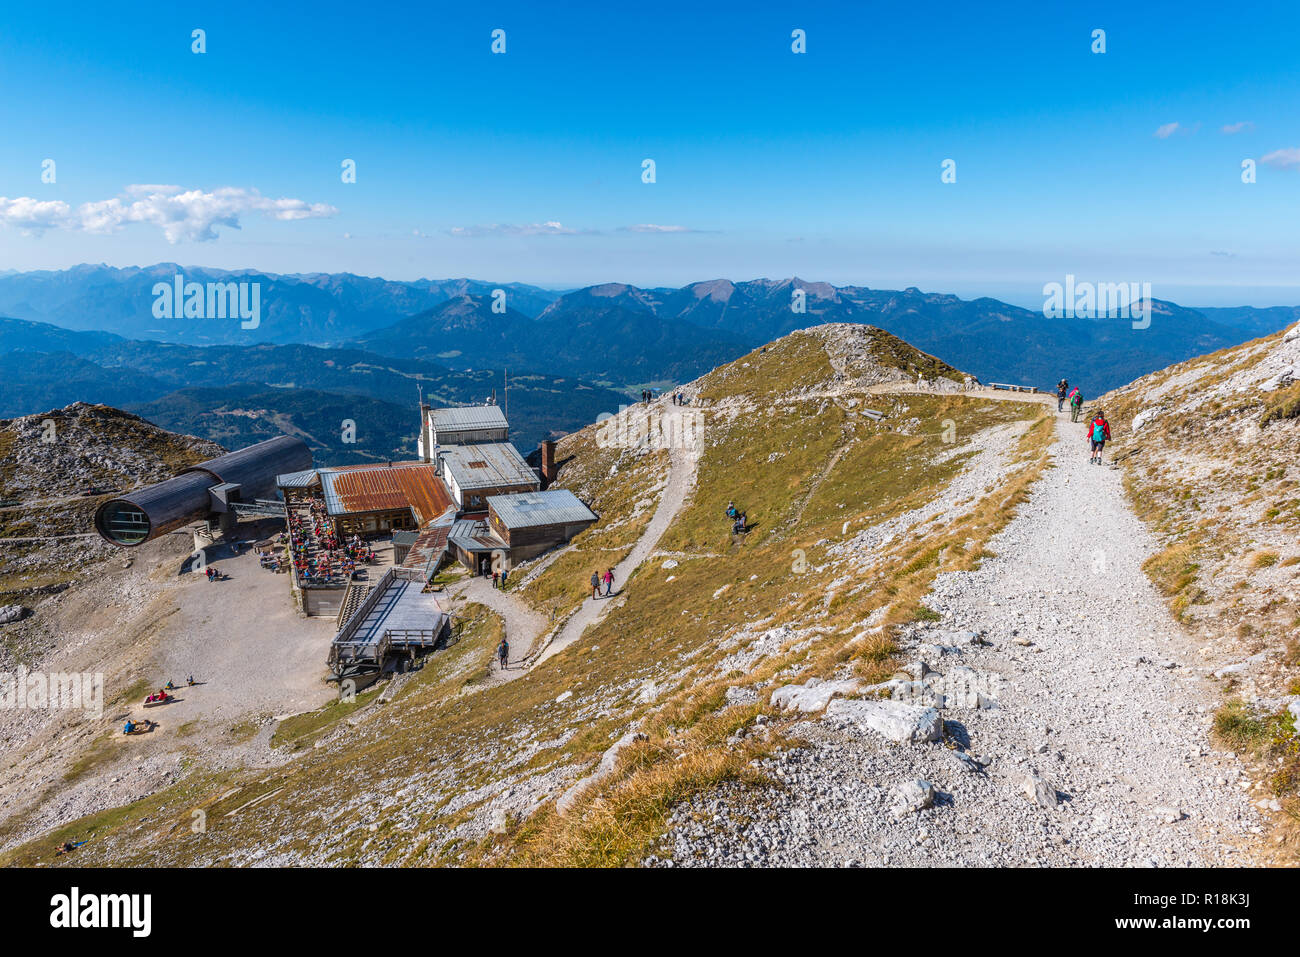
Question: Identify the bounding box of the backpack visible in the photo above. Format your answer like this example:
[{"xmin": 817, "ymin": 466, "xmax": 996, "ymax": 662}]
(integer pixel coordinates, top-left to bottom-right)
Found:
[{"xmin": 1091, "ymin": 421, "xmax": 1105, "ymax": 441}]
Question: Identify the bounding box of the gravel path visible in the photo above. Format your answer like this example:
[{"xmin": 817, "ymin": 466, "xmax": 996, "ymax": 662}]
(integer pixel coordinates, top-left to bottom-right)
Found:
[
  {"xmin": 451, "ymin": 575, "xmax": 550, "ymax": 674},
  {"xmin": 534, "ymin": 405, "xmax": 701, "ymax": 667},
  {"xmin": 449, "ymin": 403, "xmax": 702, "ymax": 679},
  {"xmin": 650, "ymin": 411, "xmax": 1261, "ymax": 867}
]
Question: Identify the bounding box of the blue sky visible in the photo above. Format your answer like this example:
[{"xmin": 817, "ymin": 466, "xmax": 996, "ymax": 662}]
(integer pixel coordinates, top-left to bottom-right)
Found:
[{"xmin": 2, "ymin": 0, "xmax": 1300, "ymax": 306}]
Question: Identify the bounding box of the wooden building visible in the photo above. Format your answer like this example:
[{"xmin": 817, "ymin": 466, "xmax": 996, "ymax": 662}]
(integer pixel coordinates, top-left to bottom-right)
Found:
[
  {"xmin": 438, "ymin": 442, "xmax": 540, "ymax": 510},
  {"xmin": 486, "ymin": 489, "xmax": 597, "ymax": 565}
]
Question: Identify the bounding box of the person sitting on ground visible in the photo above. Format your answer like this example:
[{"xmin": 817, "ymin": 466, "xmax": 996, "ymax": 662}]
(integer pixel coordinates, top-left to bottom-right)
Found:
[
  {"xmin": 187, "ymin": 675, "xmax": 195, "ymax": 686},
  {"xmin": 726, "ymin": 501, "xmax": 737, "ymax": 520},
  {"xmin": 123, "ymin": 719, "xmax": 135, "ymax": 734},
  {"xmin": 164, "ymin": 680, "xmax": 175, "ymax": 691}
]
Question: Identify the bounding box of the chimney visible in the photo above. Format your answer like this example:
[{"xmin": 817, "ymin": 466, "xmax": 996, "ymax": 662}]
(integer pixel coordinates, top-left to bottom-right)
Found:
[
  {"xmin": 420, "ymin": 403, "xmax": 432, "ymax": 464},
  {"xmin": 540, "ymin": 440, "xmax": 557, "ymax": 489}
]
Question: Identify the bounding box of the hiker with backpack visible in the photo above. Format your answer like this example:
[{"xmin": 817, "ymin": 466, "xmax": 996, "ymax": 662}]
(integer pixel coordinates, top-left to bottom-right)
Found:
[
  {"xmin": 497, "ymin": 638, "xmax": 509, "ymax": 670},
  {"xmin": 1088, "ymin": 410, "xmax": 1112, "ymax": 464},
  {"xmin": 591, "ymin": 570, "xmax": 601, "ymax": 599},
  {"xmin": 1068, "ymin": 387, "xmax": 1082, "ymax": 422},
  {"xmin": 1056, "ymin": 379, "xmax": 1068, "ymax": 412}
]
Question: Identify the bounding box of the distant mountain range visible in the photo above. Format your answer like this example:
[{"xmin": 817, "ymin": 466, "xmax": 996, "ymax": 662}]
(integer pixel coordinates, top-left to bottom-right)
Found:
[
  {"xmin": 350, "ymin": 278, "xmax": 1296, "ymax": 396},
  {"xmin": 0, "ymin": 264, "xmax": 563, "ymax": 345},
  {"xmin": 2, "ymin": 266, "xmax": 1299, "ymax": 462},
  {"xmin": 0, "ymin": 316, "xmax": 626, "ymax": 464}
]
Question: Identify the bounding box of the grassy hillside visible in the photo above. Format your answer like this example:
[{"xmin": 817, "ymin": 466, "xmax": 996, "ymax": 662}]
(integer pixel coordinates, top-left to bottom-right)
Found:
[
  {"xmin": 1101, "ymin": 322, "xmax": 1300, "ymax": 858},
  {"xmin": 0, "ymin": 326, "xmax": 1054, "ymax": 868}
]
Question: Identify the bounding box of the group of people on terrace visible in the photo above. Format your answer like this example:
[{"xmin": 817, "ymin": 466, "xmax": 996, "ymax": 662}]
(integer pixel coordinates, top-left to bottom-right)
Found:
[{"xmin": 287, "ymin": 495, "xmax": 376, "ymax": 585}]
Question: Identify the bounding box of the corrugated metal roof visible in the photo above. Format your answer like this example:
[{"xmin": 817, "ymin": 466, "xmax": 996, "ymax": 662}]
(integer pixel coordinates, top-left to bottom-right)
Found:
[
  {"xmin": 487, "ymin": 489, "xmax": 597, "ymax": 529},
  {"xmin": 439, "ymin": 442, "xmax": 538, "ymax": 491},
  {"xmin": 399, "ymin": 508, "xmax": 458, "ymax": 576},
  {"xmin": 429, "ymin": 405, "xmax": 508, "ymax": 433},
  {"xmin": 276, "ymin": 468, "xmax": 319, "ymax": 488},
  {"xmin": 320, "ymin": 463, "xmax": 455, "ymax": 524},
  {"xmin": 448, "ymin": 518, "xmax": 506, "ymax": 552}
]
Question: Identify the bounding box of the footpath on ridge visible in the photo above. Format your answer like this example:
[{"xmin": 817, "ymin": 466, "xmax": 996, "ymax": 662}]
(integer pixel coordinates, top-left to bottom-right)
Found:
[{"xmin": 650, "ymin": 409, "xmax": 1261, "ymax": 867}]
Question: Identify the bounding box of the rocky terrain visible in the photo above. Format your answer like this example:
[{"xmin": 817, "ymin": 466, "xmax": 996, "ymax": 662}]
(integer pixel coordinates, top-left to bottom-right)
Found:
[
  {"xmin": 648, "ymin": 413, "xmax": 1261, "ymax": 867},
  {"xmin": 0, "ymin": 404, "xmax": 223, "ymax": 668},
  {"xmin": 0, "ymin": 323, "xmax": 1295, "ymax": 868},
  {"xmin": 1101, "ymin": 319, "xmax": 1300, "ymax": 859}
]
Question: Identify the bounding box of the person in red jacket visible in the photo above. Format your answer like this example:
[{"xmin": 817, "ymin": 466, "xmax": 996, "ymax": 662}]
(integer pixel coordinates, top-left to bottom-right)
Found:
[{"xmin": 1088, "ymin": 411, "xmax": 1112, "ymax": 464}]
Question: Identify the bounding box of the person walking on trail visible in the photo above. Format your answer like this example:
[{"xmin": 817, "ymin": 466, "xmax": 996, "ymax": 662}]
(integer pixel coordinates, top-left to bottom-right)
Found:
[
  {"xmin": 603, "ymin": 568, "xmax": 614, "ymax": 596},
  {"xmin": 1057, "ymin": 379, "xmax": 1069, "ymax": 412},
  {"xmin": 591, "ymin": 570, "xmax": 601, "ymax": 599},
  {"xmin": 497, "ymin": 638, "xmax": 509, "ymax": 670},
  {"xmin": 492, "ymin": 570, "xmax": 499, "ymax": 589},
  {"xmin": 1088, "ymin": 410, "xmax": 1112, "ymax": 464},
  {"xmin": 500, "ymin": 569, "xmax": 508, "ymax": 590},
  {"xmin": 1068, "ymin": 387, "xmax": 1082, "ymax": 423}
]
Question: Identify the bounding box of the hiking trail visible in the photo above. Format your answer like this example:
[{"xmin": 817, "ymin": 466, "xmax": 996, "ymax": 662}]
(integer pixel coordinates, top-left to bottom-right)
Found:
[{"xmin": 651, "ymin": 409, "xmax": 1261, "ymax": 867}]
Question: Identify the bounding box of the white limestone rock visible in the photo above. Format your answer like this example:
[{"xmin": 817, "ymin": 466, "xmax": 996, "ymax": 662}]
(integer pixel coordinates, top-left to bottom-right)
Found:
[{"xmin": 823, "ymin": 698, "xmax": 943, "ymax": 744}]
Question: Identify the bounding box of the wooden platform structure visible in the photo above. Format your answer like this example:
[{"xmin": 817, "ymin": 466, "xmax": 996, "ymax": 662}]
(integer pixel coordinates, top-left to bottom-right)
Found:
[{"xmin": 328, "ymin": 567, "xmax": 451, "ymax": 678}]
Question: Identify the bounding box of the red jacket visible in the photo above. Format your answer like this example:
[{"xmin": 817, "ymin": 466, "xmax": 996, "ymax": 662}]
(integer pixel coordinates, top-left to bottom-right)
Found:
[{"xmin": 1090, "ymin": 417, "xmax": 1111, "ymax": 440}]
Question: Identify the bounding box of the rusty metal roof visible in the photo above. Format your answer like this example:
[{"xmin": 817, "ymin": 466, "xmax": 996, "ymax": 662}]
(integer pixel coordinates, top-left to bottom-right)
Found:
[
  {"xmin": 399, "ymin": 507, "xmax": 457, "ymax": 576},
  {"xmin": 320, "ymin": 463, "xmax": 455, "ymax": 524}
]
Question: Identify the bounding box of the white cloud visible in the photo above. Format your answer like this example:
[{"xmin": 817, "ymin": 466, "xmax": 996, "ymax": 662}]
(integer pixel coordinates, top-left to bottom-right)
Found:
[
  {"xmin": 0, "ymin": 197, "xmax": 72, "ymax": 232},
  {"xmin": 1221, "ymin": 121, "xmax": 1254, "ymax": 135},
  {"xmin": 1261, "ymin": 148, "xmax": 1300, "ymax": 169},
  {"xmin": 0, "ymin": 185, "xmax": 336, "ymax": 242},
  {"xmin": 1153, "ymin": 122, "xmax": 1181, "ymax": 139},
  {"xmin": 446, "ymin": 221, "xmax": 708, "ymax": 238},
  {"xmin": 620, "ymin": 223, "xmax": 703, "ymax": 233},
  {"xmin": 448, "ymin": 221, "xmax": 585, "ymax": 238}
]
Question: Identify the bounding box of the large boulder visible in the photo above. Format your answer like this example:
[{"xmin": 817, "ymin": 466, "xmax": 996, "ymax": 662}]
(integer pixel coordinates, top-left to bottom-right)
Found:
[
  {"xmin": 823, "ymin": 698, "xmax": 943, "ymax": 744},
  {"xmin": 770, "ymin": 678, "xmax": 863, "ymax": 713},
  {"xmin": 1131, "ymin": 406, "xmax": 1167, "ymax": 432},
  {"xmin": 0, "ymin": 605, "xmax": 31, "ymax": 625},
  {"xmin": 556, "ymin": 731, "xmax": 649, "ymax": 815}
]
